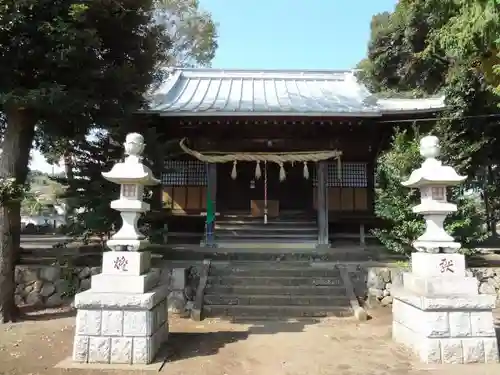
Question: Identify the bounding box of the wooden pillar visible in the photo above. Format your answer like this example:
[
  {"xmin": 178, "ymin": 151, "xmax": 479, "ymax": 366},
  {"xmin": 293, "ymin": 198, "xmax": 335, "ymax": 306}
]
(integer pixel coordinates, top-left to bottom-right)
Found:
[
  {"xmin": 150, "ymin": 151, "xmax": 164, "ymax": 213},
  {"xmin": 144, "ymin": 126, "xmax": 164, "ymax": 244},
  {"xmin": 205, "ymin": 163, "xmax": 217, "ymax": 247},
  {"xmin": 359, "ymin": 223, "xmax": 366, "ymax": 247},
  {"xmin": 317, "ymin": 161, "xmax": 329, "ymax": 247},
  {"xmin": 366, "ymin": 161, "xmax": 375, "ymax": 212},
  {"xmin": 208, "ymin": 162, "xmax": 217, "ymax": 212}
]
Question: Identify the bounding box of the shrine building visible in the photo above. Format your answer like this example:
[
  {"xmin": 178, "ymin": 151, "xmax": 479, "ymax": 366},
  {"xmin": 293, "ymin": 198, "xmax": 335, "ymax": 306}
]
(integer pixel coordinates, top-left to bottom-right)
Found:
[{"xmin": 139, "ymin": 68, "xmax": 446, "ymax": 248}]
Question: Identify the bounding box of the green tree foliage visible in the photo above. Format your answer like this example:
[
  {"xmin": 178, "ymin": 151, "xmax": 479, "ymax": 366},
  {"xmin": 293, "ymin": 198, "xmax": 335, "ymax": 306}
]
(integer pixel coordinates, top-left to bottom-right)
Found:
[
  {"xmin": 0, "ymin": 0, "xmax": 168, "ymax": 322},
  {"xmin": 421, "ymin": 0, "xmax": 500, "ymax": 100},
  {"xmin": 358, "ymin": 0, "xmax": 500, "ymax": 252},
  {"xmin": 55, "ymin": 129, "xmax": 182, "ymax": 245},
  {"xmin": 36, "ymin": 0, "xmax": 219, "ymax": 235},
  {"xmin": 359, "ymin": 0, "xmax": 499, "ymax": 101},
  {"xmin": 39, "ymin": 0, "xmax": 218, "ymax": 170},
  {"xmin": 156, "ymin": 0, "xmax": 218, "ymax": 67},
  {"xmin": 374, "ymin": 129, "xmax": 487, "ymax": 256}
]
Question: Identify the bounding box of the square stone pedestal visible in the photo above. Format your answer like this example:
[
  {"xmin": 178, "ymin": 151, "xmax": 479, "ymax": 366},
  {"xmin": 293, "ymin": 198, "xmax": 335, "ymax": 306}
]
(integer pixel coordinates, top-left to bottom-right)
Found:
[
  {"xmin": 71, "ymin": 251, "xmax": 169, "ymax": 365},
  {"xmin": 392, "ymin": 253, "xmax": 499, "ymax": 364}
]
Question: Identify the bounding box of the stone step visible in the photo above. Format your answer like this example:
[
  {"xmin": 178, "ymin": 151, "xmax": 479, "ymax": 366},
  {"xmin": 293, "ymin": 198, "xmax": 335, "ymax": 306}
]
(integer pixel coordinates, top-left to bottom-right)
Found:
[
  {"xmin": 203, "ymin": 294, "xmax": 349, "ymax": 306},
  {"xmin": 212, "ymin": 260, "xmax": 313, "ymax": 268},
  {"xmin": 215, "ymin": 226, "xmax": 317, "ymax": 234},
  {"xmin": 216, "ymin": 219, "xmax": 317, "ymax": 226},
  {"xmin": 204, "ymin": 284, "xmax": 347, "ymax": 296},
  {"xmin": 215, "ymin": 232, "xmax": 317, "ymax": 239},
  {"xmin": 213, "ymin": 240, "xmax": 319, "ymax": 249},
  {"xmin": 160, "ymin": 249, "xmax": 374, "ymax": 262},
  {"xmin": 207, "ymin": 275, "xmax": 343, "ymax": 287},
  {"xmin": 217, "ymin": 215, "xmax": 315, "ymax": 224},
  {"xmin": 209, "ymin": 266, "xmax": 341, "ymax": 278},
  {"xmin": 203, "ymin": 304, "xmax": 353, "ymax": 318}
]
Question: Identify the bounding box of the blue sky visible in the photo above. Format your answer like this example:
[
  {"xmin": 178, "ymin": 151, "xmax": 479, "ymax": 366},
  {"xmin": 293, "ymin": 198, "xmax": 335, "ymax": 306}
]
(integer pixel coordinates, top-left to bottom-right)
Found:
[
  {"xmin": 201, "ymin": 0, "xmax": 398, "ymax": 70},
  {"xmin": 31, "ymin": 0, "xmax": 397, "ymax": 173}
]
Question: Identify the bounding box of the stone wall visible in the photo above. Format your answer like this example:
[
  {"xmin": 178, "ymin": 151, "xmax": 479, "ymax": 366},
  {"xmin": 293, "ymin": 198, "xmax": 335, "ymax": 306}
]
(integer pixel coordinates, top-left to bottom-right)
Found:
[
  {"xmin": 365, "ymin": 266, "xmax": 500, "ymax": 306},
  {"xmin": 15, "ymin": 265, "xmax": 97, "ymax": 307},
  {"xmin": 18, "ymin": 263, "xmax": 500, "ymax": 311},
  {"xmin": 15, "ymin": 265, "xmax": 196, "ymax": 311}
]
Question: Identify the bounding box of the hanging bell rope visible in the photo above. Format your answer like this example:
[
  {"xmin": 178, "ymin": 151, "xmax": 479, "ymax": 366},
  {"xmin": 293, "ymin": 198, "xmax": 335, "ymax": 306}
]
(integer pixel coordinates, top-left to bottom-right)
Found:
[
  {"xmin": 303, "ymin": 162, "xmax": 309, "ymax": 180},
  {"xmin": 337, "ymin": 158, "xmax": 342, "ymax": 180},
  {"xmin": 179, "ymin": 138, "xmax": 343, "ymax": 180},
  {"xmin": 231, "ymin": 160, "xmax": 237, "ymax": 180},
  {"xmin": 255, "ymin": 161, "xmax": 262, "ymax": 180}
]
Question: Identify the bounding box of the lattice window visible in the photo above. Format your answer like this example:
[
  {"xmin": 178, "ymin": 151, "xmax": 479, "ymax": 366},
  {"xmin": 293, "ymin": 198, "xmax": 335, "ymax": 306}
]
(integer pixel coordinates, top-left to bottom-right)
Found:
[
  {"xmin": 312, "ymin": 162, "xmax": 368, "ymax": 187},
  {"xmin": 161, "ymin": 160, "xmax": 207, "ymax": 186}
]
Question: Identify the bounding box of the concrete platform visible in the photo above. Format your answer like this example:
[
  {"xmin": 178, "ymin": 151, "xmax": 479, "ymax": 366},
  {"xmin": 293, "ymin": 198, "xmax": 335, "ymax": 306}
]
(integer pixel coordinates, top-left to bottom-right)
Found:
[{"xmin": 55, "ymin": 344, "xmax": 169, "ymax": 371}]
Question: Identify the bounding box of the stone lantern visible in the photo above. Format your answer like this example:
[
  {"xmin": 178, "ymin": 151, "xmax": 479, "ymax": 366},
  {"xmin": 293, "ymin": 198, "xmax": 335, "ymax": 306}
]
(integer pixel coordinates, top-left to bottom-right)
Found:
[
  {"xmin": 70, "ymin": 133, "xmax": 168, "ymax": 367},
  {"xmin": 101, "ymin": 132, "xmax": 160, "ymax": 251},
  {"xmin": 392, "ymin": 135, "xmax": 498, "ymax": 365},
  {"xmin": 401, "ymin": 135, "xmax": 465, "ymax": 253}
]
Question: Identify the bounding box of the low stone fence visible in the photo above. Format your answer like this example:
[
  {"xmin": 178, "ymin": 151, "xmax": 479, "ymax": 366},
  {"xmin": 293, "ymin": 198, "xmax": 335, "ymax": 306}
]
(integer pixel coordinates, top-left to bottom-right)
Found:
[
  {"xmin": 15, "ymin": 264, "xmax": 198, "ymax": 312},
  {"xmin": 365, "ymin": 266, "xmax": 500, "ymax": 306},
  {"xmin": 17, "ymin": 263, "xmax": 500, "ymax": 311}
]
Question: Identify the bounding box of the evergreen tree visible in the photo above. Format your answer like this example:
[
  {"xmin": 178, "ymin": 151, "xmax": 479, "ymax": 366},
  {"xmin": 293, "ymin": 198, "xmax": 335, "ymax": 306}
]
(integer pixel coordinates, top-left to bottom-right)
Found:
[
  {"xmin": 54, "ymin": 132, "xmax": 123, "ymax": 243},
  {"xmin": 357, "ymin": 0, "xmax": 500, "ymax": 247},
  {"xmin": 0, "ymin": 0, "xmax": 168, "ymax": 322},
  {"xmin": 54, "ymin": 130, "xmax": 182, "ymax": 245}
]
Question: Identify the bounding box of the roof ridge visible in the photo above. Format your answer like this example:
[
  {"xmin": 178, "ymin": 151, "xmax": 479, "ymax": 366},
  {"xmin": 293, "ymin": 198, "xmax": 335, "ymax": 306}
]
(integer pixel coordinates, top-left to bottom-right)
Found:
[
  {"xmin": 147, "ymin": 67, "xmax": 447, "ymax": 116},
  {"xmin": 164, "ymin": 67, "xmax": 355, "ymax": 75}
]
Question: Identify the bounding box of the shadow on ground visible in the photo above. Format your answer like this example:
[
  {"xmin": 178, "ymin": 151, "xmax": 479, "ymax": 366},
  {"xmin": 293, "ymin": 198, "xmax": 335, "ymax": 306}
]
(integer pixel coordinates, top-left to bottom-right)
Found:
[
  {"xmin": 494, "ymin": 317, "xmax": 500, "ymax": 357},
  {"xmin": 166, "ymin": 331, "xmax": 250, "ymax": 361},
  {"xmin": 165, "ymin": 318, "xmax": 321, "ymax": 363},
  {"xmin": 19, "ymin": 305, "xmax": 76, "ymax": 322}
]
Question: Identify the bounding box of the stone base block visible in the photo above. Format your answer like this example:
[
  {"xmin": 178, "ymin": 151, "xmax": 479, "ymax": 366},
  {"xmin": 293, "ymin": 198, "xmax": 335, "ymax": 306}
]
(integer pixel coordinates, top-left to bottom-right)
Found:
[
  {"xmin": 392, "ymin": 289, "xmax": 499, "ymax": 364},
  {"xmin": 73, "ymin": 323, "xmax": 168, "ymax": 364},
  {"xmin": 72, "ymin": 287, "xmax": 168, "ymax": 365},
  {"xmin": 392, "ymin": 286, "xmax": 496, "ymax": 311},
  {"xmin": 102, "ymin": 251, "xmax": 151, "ymax": 276},
  {"xmin": 170, "ymin": 268, "xmax": 187, "ymax": 291},
  {"xmin": 91, "ymin": 270, "xmax": 159, "ymax": 293},
  {"xmin": 106, "ymin": 238, "xmax": 150, "ymax": 252},
  {"xmin": 393, "ymin": 321, "xmax": 499, "ymax": 364},
  {"xmin": 403, "ymin": 273, "xmax": 478, "ymax": 296},
  {"xmin": 412, "ymin": 240, "xmax": 462, "ymax": 254},
  {"xmin": 411, "ymin": 252, "xmax": 466, "ymax": 278},
  {"xmin": 168, "ymin": 290, "xmax": 187, "ymax": 314}
]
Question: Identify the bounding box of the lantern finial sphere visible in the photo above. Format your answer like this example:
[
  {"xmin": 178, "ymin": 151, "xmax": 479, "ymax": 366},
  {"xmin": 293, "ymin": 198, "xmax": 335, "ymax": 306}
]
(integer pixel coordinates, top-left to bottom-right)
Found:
[
  {"xmin": 124, "ymin": 133, "xmax": 145, "ymax": 157},
  {"xmin": 419, "ymin": 135, "xmax": 440, "ymax": 159}
]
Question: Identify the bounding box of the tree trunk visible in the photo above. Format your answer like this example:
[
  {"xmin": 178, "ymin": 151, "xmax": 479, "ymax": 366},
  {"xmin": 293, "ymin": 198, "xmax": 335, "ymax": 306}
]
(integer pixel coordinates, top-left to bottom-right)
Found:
[
  {"xmin": 482, "ymin": 167, "xmax": 493, "ymax": 235},
  {"xmin": 486, "ymin": 165, "xmax": 498, "ymax": 237},
  {"xmin": 62, "ymin": 149, "xmax": 74, "ymax": 224},
  {"xmin": 0, "ymin": 108, "xmax": 36, "ymax": 323}
]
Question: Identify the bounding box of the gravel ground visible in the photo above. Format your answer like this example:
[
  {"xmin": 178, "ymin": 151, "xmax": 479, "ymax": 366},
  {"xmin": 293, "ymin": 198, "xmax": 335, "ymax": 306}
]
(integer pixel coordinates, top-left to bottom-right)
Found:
[{"xmin": 0, "ymin": 306, "xmax": 499, "ymax": 375}]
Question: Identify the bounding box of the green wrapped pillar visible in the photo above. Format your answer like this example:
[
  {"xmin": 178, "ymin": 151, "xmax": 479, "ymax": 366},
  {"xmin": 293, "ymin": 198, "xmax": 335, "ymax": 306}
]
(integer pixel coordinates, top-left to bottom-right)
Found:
[{"xmin": 205, "ymin": 163, "xmax": 217, "ymax": 247}]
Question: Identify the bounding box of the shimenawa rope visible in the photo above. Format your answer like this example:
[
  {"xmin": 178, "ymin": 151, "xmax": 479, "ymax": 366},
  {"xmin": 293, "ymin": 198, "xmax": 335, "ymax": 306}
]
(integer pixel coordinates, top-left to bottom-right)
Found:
[{"xmin": 179, "ymin": 138, "xmax": 342, "ymax": 181}]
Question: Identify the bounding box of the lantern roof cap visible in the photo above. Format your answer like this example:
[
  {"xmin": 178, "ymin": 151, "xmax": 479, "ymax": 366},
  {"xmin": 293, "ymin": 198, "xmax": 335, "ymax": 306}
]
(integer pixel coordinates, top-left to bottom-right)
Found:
[
  {"xmin": 102, "ymin": 163, "xmax": 159, "ymax": 186},
  {"xmin": 101, "ymin": 132, "xmax": 160, "ymax": 186},
  {"xmin": 402, "ymin": 136, "xmax": 466, "ymax": 188}
]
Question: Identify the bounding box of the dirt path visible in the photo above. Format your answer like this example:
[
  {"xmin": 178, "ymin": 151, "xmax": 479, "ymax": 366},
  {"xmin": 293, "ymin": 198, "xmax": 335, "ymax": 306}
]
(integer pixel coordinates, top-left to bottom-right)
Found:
[{"xmin": 0, "ymin": 307, "xmax": 499, "ymax": 375}]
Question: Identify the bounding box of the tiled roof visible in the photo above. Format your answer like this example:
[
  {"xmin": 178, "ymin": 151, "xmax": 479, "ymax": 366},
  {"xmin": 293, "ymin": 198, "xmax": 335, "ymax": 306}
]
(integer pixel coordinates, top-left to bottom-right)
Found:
[{"xmin": 146, "ymin": 68, "xmax": 446, "ymax": 116}]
